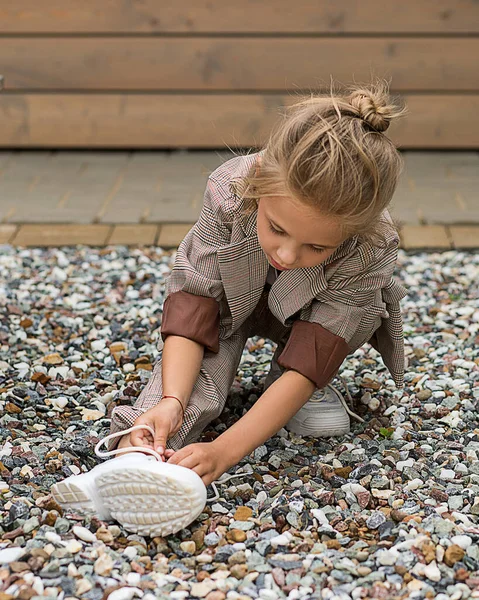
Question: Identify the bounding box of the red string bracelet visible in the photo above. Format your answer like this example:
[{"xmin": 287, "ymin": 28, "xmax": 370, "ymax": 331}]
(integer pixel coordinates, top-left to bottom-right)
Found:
[{"xmin": 161, "ymin": 395, "xmax": 185, "ymax": 418}]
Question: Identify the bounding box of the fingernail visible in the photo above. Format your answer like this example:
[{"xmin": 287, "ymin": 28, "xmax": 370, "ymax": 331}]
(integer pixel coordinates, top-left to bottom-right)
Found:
[{"xmin": 156, "ymin": 446, "xmax": 164, "ymax": 454}]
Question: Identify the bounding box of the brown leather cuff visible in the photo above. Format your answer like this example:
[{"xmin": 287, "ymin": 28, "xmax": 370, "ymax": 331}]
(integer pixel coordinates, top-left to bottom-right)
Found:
[
  {"xmin": 277, "ymin": 320, "xmax": 350, "ymax": 388},
  {"xmin": 160, "ymin": 290, "xmax": 220, "ymax": 353}
]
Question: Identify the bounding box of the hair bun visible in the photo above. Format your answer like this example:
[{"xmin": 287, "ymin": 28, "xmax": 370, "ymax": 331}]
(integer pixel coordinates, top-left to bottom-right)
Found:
[{"xmin": 348, "ymin": 81, "xmax": 403, "ymax": 133}]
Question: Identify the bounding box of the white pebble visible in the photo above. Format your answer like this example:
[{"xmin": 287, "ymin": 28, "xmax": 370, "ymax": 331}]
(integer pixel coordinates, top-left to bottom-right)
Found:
[
  {"xmin": 256, "ymin": 491, "xmax": 267, "ymax": 506},
  {"xmin": 396, "ymin": 458, "xmax": 415, "ymax": 471},
  {"xmin": 406, "ymin": 478, "xmax": 424, "ymax": 491},
  {"xmin": 107, "ymin": 588, "xmax": 143, "ymax": 600},
  {"xmin": 0, "ymin": 547, "xmax": 26, "ymax": 564},
  {"xmin": 48, "ymin": 366, "xmax": 70, "ymax": 379},
  {"xmin": 72, "ymin": 360, "xmax": 89, "ymax": 371},
  {"xmin": 311, "ymin": 508, "xmax": 330, "ymax": 526},
  {"xmin": 259, "ymin": 591, "xmax": 278, "ymax": 600},
  {"xmin": 81, "ymin": 408, "xmax": 104, "ymax": 421},
  {"xmin": 196, "ymin": 553, "xmax": 213, "ymax": 564},
  {"xmin": 270, "ymin": 532, "xmax": 293, "ymax": 547},
  {"xmin": 424, "ymin": 560, "xmax": 441, "ymax": 582},
  {"xmin": 440, "ymin": 469, "xmax": 456, "ymax": 480},
  {"xmin": 91, "ymin": 339, "xmax": 106, "ymax": 351},
  {"xmin": 377, "ymin": 549, "xmax": 398, "ymax": 565},
  {"xmin": 65, "ymin": 540, "xmax": 83, "ymax": 554},
  {"xmin": 51, "ymin": 396, "xmax": 69, "ymax": 410},
  {"xmin": 123, "ymin": 546, "xmax": 138, "ymax": 559},
  {"xmin": 211, "ymin": 503, "xmax": 229, "ymax": 514},
  {"xmin": 73, "ymin": 525, "xmax": 97, "ymax": 543},
  {"xmin": 438, "ymin": 411, "xmax": 462, "ymax": 427},
  {"xmin": 126, "ymin": 573, "xmax": 141, "ymax": 586},
  {"xmin": 94, "ymin": 552, "xmax": 114, "ymax": 575},
  {"xmin": 75, "ymin": 579, "xmax": 92, "ymax": 595},
  {"xmin": 451, "ymin": 535, "xmax": 473, "ymax": 550},
  {"xmin": 20, "ymin": 465, "xmax": 33, "ymax": 479},
  {"xmin": 123, "ymin": 363, "xmax": 135, "ymax": 373}
]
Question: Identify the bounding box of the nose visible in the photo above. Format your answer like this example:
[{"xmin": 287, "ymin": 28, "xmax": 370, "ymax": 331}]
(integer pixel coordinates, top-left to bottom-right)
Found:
[{"xmin": 276, "ymin": 245, "xmax": 298, "ymax": 267}]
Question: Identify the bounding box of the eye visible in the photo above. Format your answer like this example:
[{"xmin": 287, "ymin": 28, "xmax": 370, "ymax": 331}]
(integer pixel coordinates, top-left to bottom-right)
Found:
[
  {"xmin": 310, "ymin": 246, "xmax": 326, "ymax": 254},
  {"xmin": 268, "ymin": 222, "xmax": 286, "ymax": 236}
]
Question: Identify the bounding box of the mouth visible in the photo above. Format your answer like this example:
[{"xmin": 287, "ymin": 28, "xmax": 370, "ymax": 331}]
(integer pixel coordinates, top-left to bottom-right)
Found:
[{"xmin": 269, "ymin": 256, "xmax": 289, "ymax": 271}]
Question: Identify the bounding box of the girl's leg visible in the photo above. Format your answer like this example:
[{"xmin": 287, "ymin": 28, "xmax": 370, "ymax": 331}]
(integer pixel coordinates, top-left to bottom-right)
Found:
[{"xmin": 109, "ymin": 327, "xmax": 250, "ymax": 451}]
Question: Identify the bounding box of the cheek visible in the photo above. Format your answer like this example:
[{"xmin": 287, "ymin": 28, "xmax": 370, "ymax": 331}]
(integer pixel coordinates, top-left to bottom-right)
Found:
[
  {"xmin": 309, "ymin": 248, "xmax": 335, "ymax": 266},
  {"xmin": 257, "ymin": 221, "xmax": 272, "ymax": 250}
]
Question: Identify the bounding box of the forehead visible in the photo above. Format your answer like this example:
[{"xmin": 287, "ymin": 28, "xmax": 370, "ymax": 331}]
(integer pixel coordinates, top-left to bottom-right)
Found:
[{"xmin": 261, "ymin": 196, "xmax": 345, "ymax": 246}]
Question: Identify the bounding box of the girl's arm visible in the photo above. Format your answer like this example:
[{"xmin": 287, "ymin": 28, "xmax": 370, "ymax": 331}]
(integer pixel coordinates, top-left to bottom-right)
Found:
[
  {"xmin": 127, "ymin": 334, "xmax": 204, "ymax": 454},
  {"xmin": 162, "ymin": 334, "xmax": 204, "ymax": 409},
  {"xmin": 212, "ymin": 369, "xmax": 316, "ymax": 468}
]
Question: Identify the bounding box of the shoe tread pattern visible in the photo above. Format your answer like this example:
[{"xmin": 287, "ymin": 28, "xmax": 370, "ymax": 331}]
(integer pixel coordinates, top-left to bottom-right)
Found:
[
  {"xmin": 51, "ymin": 480, "xmax": 95, "ymax": 516},
  {"xmin": 96, "ymin": 470, "xmax": 205, "ymax": 537}
]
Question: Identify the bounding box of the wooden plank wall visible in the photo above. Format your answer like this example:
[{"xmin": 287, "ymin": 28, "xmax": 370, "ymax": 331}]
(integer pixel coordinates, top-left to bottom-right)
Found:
[{"xmin": 0, "ymin": 1, "xmax": 478, "ymax": 149}]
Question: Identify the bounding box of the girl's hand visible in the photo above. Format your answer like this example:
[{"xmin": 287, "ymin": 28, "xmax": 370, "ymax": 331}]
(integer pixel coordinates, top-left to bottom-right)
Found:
[
  {"xmin": 167, "ymin": 442, "xmax": 227, "ymax": 486},
  {"xmin": 129, "ymin": 398, "xmax": 185, "ymax": 458}
]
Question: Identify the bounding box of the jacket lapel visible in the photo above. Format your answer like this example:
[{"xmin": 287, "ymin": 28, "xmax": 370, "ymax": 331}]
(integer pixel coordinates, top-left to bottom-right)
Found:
[
  {"xmin": 217, "ymin": 199, "xmax": 359, "ymax": 332},
  {"xmin": 217, "ymin": 209, "xmax": 269, "ymax": 332}
]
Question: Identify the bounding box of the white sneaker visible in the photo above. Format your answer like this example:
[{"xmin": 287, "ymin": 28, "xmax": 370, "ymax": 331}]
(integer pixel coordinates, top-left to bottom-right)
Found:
[
  {"xmin": 286, "ymin": 384, "xmax": 351, "ymax": 437},
  {"xmin": 264, "ymin": 358, "xmax": 365, "ymax": 438},
  {"xmin": 51, "ymin": 425, "xmax": 207, "ymax": 537}
]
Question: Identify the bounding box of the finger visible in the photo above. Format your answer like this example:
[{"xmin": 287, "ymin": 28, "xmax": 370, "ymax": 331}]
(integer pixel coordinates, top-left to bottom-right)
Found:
[
  {"xmin": 153, "ymin": 422, "xmax": 171, "ymax": 456},
  {"xmin": 129, "ymin": 428, "xmax": 145, "ymax": 446},
  {"xmin": 167, "ymin": 447, "xmax": 192, "ymax": 465},
  {"xmin": 191, "ymin": 464, "xmax": 208, "ymax": 479},
  {"xmin": 172, "ymin": 453, "xmax": 200, "ymax": 471},
  {"xmin": 130, "ymin": 428, "xmax": 152, "ymax": 447},
  {"xmin": 164, "ymin": 449, "xmax": 176, "ymax": 459}
]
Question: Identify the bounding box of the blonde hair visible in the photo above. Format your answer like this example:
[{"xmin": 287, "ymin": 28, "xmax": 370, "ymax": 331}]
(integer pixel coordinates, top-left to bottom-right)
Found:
[{"xmin": 230, "ymin": 78, "xmax": 407, "ymax": 244}]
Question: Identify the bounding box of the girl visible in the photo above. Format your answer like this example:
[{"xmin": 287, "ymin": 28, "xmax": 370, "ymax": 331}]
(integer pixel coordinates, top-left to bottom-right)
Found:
[{"xmin": 52, "ymin": 79, "xmax": 407, "ymax": 537}]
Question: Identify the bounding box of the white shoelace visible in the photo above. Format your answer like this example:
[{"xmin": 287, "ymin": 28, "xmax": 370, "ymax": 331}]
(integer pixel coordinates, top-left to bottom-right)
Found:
[
  {"xmin": 338, "ymin": 377, "xmax": 365, "ymax": 424},
  {"xmin": 94, "ymin": 425, "xmax": 244, "ymax": 502}
]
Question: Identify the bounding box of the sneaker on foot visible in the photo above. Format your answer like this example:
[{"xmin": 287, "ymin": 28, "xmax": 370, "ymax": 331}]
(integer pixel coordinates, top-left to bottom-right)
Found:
[
  {"xmin": 51, "ymin": 425, "xmax": 207, "ymax": 537},
  {"xmin": 265, "ymin": 356, "xmax": 364, "ymax": 438},
  {"xmin": 286, "ymin": 384, "xmax": 351, "ymax": 437}
]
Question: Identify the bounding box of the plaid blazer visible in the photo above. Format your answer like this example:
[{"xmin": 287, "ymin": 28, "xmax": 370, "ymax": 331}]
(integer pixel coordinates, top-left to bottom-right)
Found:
[{"xmin": 160, "ymin": 152, "xmax": 407, "ymax": 388}]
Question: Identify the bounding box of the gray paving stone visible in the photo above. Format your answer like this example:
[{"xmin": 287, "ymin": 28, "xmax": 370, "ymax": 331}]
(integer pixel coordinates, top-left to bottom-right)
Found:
[
  {"xmin": 0, "ymin": 152, "xmax": 13, "ymax": 170},
  {"xmin": 0, "ymin": 151, "xmax": 477, "ymax": 227},
  {"xmin": 51, "ymin": 151, "xmax": 131, "ymax": 165}
]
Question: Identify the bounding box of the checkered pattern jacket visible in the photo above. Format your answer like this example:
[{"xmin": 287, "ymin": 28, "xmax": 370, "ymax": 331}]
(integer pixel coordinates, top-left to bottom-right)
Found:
[{"xmin": 160, "ymin": 152, "xmax": 407, "ymax": 388}]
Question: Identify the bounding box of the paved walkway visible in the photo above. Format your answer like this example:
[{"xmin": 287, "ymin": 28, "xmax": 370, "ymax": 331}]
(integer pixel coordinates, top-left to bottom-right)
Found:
[{"xmin": 0, "ymin": 150, "xmax": 478, "ymax": 249}]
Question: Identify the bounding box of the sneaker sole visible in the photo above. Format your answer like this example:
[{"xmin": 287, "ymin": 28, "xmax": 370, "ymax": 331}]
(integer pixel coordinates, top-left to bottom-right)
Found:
[
  {"xmin": 95, "ymin": 466, "xmax": 207, "ymax": 537},
  {"xmin": 51, "ymin": 479, "xmax": 97, "ymax": 517},
  {"xmin": 287, "ymin": 422, "xmax": 350, "ymax": 437}
]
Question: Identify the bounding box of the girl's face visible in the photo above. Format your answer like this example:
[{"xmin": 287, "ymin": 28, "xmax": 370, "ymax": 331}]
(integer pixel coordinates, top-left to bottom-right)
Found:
[{"xmin": 256, "ymin": 195, "xmax": 346, "ymax": 271}]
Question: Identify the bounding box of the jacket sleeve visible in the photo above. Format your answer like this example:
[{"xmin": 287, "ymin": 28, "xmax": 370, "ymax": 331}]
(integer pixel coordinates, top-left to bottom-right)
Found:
[
  {"xmin": 160, "ymin": 176, "xmax": 231, "ymax": 353},
  {"xmin": 277, "ymin": 236, "xmax": 403, "ymax": 388}
]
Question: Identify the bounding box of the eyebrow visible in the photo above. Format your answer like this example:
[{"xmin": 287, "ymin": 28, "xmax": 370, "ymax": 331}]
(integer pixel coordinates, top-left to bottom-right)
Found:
[{"xmin": 269, "ymin": 218, "xmax": 338, "ymax": 249}]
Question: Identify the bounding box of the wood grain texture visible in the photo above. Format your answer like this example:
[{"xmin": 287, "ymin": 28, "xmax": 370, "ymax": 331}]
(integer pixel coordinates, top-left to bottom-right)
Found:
[
  {"xmin": 1, "ymin": 38, "xmax": 478, "ymax": 91},
  {"xmin": 1, "ymin": 0, "xmax": 478, "ymax": 33},
  {"xmin": 0, "ymin": 93, "xmax": 478, "ymax": 149}
]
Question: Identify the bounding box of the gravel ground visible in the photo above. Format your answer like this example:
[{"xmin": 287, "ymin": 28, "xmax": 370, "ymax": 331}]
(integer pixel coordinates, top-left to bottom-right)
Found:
[{"xmin": 0, "ymin": 245, "xmax": 478, "ymax": 600}]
